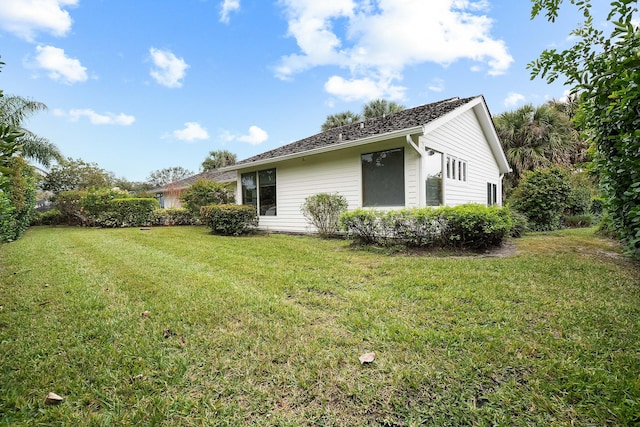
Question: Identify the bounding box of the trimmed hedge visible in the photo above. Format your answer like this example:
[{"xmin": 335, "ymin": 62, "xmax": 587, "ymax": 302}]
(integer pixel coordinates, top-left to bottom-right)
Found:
[
  {"xmin": 340, "ymin": 204, "xmax": 514, "ymax": 250},
  {"xmin": 0, "ymin": 191, "xmax": 15, "ymax": 243},
  {"xmin": 151, "ymin": 208, "xmax": 196, "ymax": 226},
  {"xmin": 95, "ymin": 198, "xmax": 158, "ymax": 228},
  {"xmin": 200, "ymin": 204, "xmax": 258, "ymax": 235},
  {"xmin": 30, "ymin": 209, "xmax": 64, "ymax": 226}
]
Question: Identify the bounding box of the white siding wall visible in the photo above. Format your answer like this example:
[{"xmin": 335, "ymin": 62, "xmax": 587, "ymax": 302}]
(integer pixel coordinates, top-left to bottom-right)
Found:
[
  {"xmin": 422, "ymin": 109, "xmax": 502, "ymax": 206},
  {"xmin": 241, "ymin": 138, "xmax": 420, "ymax": 233}
]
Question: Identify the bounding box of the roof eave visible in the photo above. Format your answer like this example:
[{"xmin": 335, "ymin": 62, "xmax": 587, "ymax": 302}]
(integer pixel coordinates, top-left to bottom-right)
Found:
[{"xmin": 221, "ymin": 125, "xmax": 425, "ymax": 172}]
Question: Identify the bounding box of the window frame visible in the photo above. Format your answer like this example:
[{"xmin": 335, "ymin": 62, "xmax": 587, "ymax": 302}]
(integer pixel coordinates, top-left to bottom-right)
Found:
[
  {"xmin": 361, "ymin": 147, "xmax": 405, "ymax": 207},
  {"xmin": 241, "ymin": 168, "xmax": 277, "ymax": 216}
]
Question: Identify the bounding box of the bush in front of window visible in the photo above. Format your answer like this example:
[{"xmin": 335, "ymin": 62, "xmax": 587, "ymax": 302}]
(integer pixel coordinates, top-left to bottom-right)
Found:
[
  {"xmin": 340, "ymin": 204, "xmax": 514, "ymax": 250},
  {"xmin": 301, "ymin": 193, "xmax": 348, "ymax": 238},
  {"xmin": 200, "ymin": 204, "xmax": 258, "ymax": 236},
  {"xmin": 181, "ymin": 179, "xmax": 235, "ymax": 218}
]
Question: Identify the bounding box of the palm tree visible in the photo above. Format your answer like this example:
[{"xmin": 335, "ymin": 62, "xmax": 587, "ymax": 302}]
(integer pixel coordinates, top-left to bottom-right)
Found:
[
  {"xmin": 0, "ymin": 95, "xmax": 63, "ymax": 168},
  {"xmin": 362, "ymin": 99, "xmax": 405, "ymax": 119},
  {"xmin": 321, "ymin": 111, "xmax": 362, "ymax": 131},
  {"xmin": 494, "ymin": 103, "xmax": 578, "ymax": 192}
]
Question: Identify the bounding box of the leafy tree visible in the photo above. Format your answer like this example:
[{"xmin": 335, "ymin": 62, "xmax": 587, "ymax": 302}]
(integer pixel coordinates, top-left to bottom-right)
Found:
[
  {"xmin": 180, "ymin": 179, "xmax": 235, "ymax": 217},
  {"xmin": 362, "ymin": 99, "xmax": 405, "ymax": 119},
  {"xmin": 0, "ymin": 95, "xmax": 63, "ymax": 168},
  {"xmin": 42, "ymin": 157, "xmax": 115, "ymax": 194},
  {"xmin": 201, "ymin": 149, "xmax": 237, "ymax": 171},
  {"xmin": 528, "ymin": 0, "xmax": 640, "ymax": 256},
  {"xmin": 494, "ymin": 103, "xmax": 578, "ymax": 193},
  {"xmin": 147, "ymin": 166, "xmax": 193, "ymax": 188},
  {"xmin": 321, "ymin": 111, "xmax": 362, "ymax": 132}
]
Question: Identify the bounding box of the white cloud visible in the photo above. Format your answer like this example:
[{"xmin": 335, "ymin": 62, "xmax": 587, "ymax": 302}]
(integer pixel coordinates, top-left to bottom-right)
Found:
[
  {"xmin": 220, "ymin": 125, "xmax": 268, "ymax": 145},
  {"xmin": 0, "ymin": 0, "xmax": 77, "ymax": 41},
  {"xmin": 276, "ymin": 0, "xmax": 513, "ymax": 101},
  {"xmin": 33, "ymin": 45, "xmax": 87, "ymax": 84},
  {"xmin": 220, "ymin": 0, "xmax": 240, "ymax": 23},
  {"xmin": 164, "ymin": 122, "xmax": 210, "ymax": 142},
  {"xmin": 504, "ymin": 92, "xmax": 525, "ymax": 107},
  {"xmin": 427, "ymin": 78, "xmax": 445, "ymax": 93},
  {"xmin": 54, "ymin": 108, "xmax": 135, "ymax": 125},
  {"xmin": 324, "ymin": 75, "xmax": 405, "ymax": 102},
  {"xmin": 149, "ymin": 48, "xmax": 189, "ymax": 88}
]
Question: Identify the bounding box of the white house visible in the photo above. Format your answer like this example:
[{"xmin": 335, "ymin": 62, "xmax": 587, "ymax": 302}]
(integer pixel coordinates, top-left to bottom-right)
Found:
[{"xmin": 222, "ymin": 96, "xmax": 511, "ymax": 233}]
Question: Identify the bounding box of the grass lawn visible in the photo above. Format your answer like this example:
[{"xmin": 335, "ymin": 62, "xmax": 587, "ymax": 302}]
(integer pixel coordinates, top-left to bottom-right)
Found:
[{"xmin": 1, "ymin": 226, "xmax": 639, "ymax": 426}]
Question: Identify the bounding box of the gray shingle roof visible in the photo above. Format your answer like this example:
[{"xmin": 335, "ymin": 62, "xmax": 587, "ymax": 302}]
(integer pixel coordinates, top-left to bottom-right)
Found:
[{"xmin": 236, "ymin": 96, "xmax": 479, "ymax": 166}]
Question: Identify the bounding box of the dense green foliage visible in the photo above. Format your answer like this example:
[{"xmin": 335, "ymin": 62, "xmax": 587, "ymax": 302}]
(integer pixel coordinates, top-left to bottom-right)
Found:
[
  {"xmin": 96, "ymin": 198, "xmax": 158, "ymax": 228},
  {"xmin": 508, "ymin": 167, "xmax": 572, "ymax": 231},
  {"xmin": 494, "ymin": 102, "xmax": 579, "ymax": 193},
  {"xmin": 340, "ymin": 204, "xmax": 513, "ymax": 250},
  {"xmin": 529, "ymin": 0, "xmax": 640, "ymax": 257},
  {"xmin": 55, "ymin": 189, "xmax": 157, "ymax": 227},
  {"xmin": 201, "ymin": 149, "xmax": 237, "ymax": 171},
  {"xmin": 5, "ymin": 157, "xmax": 37, "ymax": 241},
  {"xmin": 0, "ymin": 191, "xmax": 14, "ymax": 242},
  {"xmin": 42, "ymin": 158, "xmax": 114, "ymax": 194},
  {"xmin": 301, "ymin": 193, "xmax": 348, "ymax": 237},
  {"xmin": 151, "ymin": 207, "xmax": 195, "ymax": 226},
  {"xmin": 200, "ymin": 204, "xmax": 258, "ymax": 235},
  {"xmin": 29, "ymin": 208, "xmax": 63, "ymax": 226},
  {"xmin": 180, "ymin": 179, "xmax": 235, "ymax": 217}
]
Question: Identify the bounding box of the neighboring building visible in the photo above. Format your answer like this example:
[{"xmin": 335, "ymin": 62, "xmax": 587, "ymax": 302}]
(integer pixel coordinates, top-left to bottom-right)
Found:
[
  {"xmin": 222, "ymin": 96, "xmax": 511, "ymax": 233},
  {"xmin": 150, "ymin": 169, "xmax": 236, "ymax": 208}
]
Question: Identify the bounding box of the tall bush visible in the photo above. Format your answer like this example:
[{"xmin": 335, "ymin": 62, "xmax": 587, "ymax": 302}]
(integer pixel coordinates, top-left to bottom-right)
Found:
[
  {"xmin": 180, "ymin": 179, "xmax": 235, "ymax": 217},
  {"xmin": 4, "ymin": 157, "xmax": 36, "ymax": 241},
  {"xmin": 0, "ymin": 191, "xmax": 14, "ymax": 242},
  {"xmin": 301, "ymin": 193, "xmax": 348, "ymax": 237},
  {"xmin": 508, "ymin": 167, "xmax": 572, "ymax": 231},
  {"xmin": 55, "ymin": 190, "xmax": 87, "ymax": 225}
]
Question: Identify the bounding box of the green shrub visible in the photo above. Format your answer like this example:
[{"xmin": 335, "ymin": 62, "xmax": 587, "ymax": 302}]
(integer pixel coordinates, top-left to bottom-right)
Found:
[
  {"xmin": 0, "ymin": 157, "xmax": 37, "ymax": 241},
  {"xmin": 181, "ymin": 179, "xmax": 235, "ymax": 217},
  {"xmin": 81, "ymin": 189, "xmax": 131, "ymax": 226},
  {"xmin": 508, "ymin": 209, "xmax": 529, "ymax": 238},
  {"xmin": 0, "ymin": 191, "xmax": 15, "ymax": 243},
  {"xmin": 508, "ymin": 167, "xmax": 572, "ymax": 231},
  {"xmin": 339, "ymin": 209, "xmax": 382, "ymax": 244},
  {"xmin": 54, "ymin": 190, "xmax": 87, "ymax": 225},
  {"xmin": 151, "ymin": 208, "xmax": 195, "ymax": 226},
  {"xmin": 340, "ymin": 204, "xmax": 513, "ymax": 249},
  {"xmin": 380, "ymin": 208, "xmax": 442, "ymax": 247},
  {"xmin": 30, "ymin": 209, "xmax": 64, "ymax": 226},
  {"xmin": 95, "ymin": 198, "xmax": 158, "ymax": 228},
  {"xmin": 563, "ymin": 214, "xmax": 594, "ymax": 228},
  {"xmin": 438, "ymin": 204, "xmax": 513, "ymax": 250},
  {"xmin": 200, "ymin": 204, "xmax": 258, "ymax": 236},
  {"xmin": 301, "ymin": 193, "xmax": 348, "ymax": 237}
]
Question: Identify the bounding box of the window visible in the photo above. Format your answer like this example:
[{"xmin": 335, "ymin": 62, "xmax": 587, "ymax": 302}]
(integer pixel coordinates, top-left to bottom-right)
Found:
[
  {"xmin": 362, "ymin": 148, "xmax": 405, "ymax": 207},
  {"xmin": 425, "ymin": 149, "xmax": 443, "ymax": 206},
  {"xmin": 487, "ymin": 182, "xmax": 498, "ymax": 206},
  {"xmin": 241, "ymin": 168, "xmax": 277, "ymax": 216},
  {"xmin": 446, "ymin": 156, "xmax": 467, "ymax": 182}
]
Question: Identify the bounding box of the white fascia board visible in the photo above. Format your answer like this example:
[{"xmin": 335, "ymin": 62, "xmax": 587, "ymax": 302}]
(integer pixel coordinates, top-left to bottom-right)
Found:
[
  {"xmin": 421, "ymin": 96, "xmax": 511, "ymax": 175},
  {"xmin": 221, "ymin": 125, "xmax": 425, "ymax": 172}
]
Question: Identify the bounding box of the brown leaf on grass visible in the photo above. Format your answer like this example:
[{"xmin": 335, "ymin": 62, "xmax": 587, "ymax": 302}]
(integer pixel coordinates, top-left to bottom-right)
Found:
[
  {"xmin": 45, "ymin": 392, "xmax": 64, "ymax": 405},
  {"xmin": 163, "ymin": 329, "xmax": 174, "ymax": 338},
  {"xmin": 142, "ymin": 311, "xmax": 151, "ymax": 318},
  {"xmin": 359, "ymin": 352, "xmax": 376, "ymax": 364}
]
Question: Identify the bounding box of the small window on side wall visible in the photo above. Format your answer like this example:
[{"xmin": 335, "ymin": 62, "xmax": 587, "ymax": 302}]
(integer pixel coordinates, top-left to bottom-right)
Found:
[{"xmin": 487, "ymin": 182, "xmax": 498, "ymax": 206}]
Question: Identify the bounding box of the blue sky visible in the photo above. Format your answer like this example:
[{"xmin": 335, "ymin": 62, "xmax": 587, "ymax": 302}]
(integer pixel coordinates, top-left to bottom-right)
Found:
[{"xmin": 0, "ymin": 0, "xmax": 607, "ymax": 182}]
